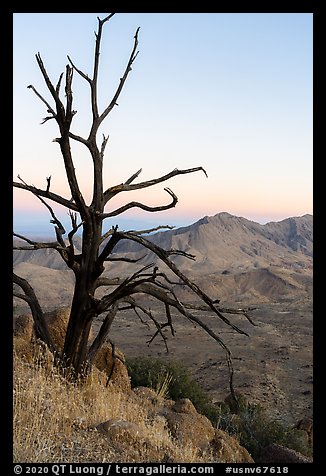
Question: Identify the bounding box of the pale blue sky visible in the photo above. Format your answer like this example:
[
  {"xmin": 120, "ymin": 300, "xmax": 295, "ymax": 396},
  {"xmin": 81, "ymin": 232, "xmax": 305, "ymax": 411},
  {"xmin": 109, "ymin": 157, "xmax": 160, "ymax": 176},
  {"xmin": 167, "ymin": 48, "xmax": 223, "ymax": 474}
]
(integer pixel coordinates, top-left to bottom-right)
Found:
[{"xmin": 13, "ymin": 13, "xmax": 313, "ymax": 236}]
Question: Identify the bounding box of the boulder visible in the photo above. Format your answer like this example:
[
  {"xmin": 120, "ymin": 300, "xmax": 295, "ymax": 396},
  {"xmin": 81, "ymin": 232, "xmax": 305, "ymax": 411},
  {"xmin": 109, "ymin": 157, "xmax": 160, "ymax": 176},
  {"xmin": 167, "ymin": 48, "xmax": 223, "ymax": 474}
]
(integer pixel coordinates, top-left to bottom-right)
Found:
[
  {"xmin": 295, "ymin": 417, "xmax": 313, "ymax": 447},
  {"xmin": 172, "ymin": 398, "xmax": 197, "ymax": 415},
  {"xmin": 95, "ymin": 418, "xmax": 167, "ymax": 462},
  {"xmin": 260, "ymin": 444, "xmax": 312, "ymax": 463},
  {"xmin": 133, "ymin": 386, "xmax": 160, "ymax": 403},
  {"xmin": 14, "ymin": 307, "xmax": 94, "ymax": 351},
  {"xmin": 96, "ymin": 419, "xmax": 144, "ymax": 442},
  {"xmin": 159, "ymin": 399, "xmax": 215, "ymax": 450},
  {"xmin": 93, "ymin": 344, "xmax": 131, "ymax": 392},
  {"xmin": 211, "ymin": 429, "xmax": 254, "ymax": 463},
  {"xmin": 14, "ymin": 313, "xmax": 33, "ymax": 339}
]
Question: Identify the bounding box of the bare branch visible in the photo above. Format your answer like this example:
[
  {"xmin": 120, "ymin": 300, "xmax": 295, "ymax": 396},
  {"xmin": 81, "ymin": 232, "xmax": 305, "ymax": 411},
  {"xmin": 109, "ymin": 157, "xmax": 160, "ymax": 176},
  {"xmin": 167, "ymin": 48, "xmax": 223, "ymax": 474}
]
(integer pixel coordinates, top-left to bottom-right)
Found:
[
  {"xmin": 67, "ymin": 55, "xmax": 92, "ymax": 84},
  {"xmin": 13, "ymin": 291, "xmax": 29, "ymax": 302},
  {"xmin": 165, "ymin": 302, "xmax": 175, "ymax": 336},
  {"xmin": 105, "ymin": 254, "xmax": 146, "ymax": 263},
  {"xmin": 13, "ymin": 273, "xmax": 56, "ymax": 352},
  {"xmin": 16, "ymin": 175, "xmax": 66, "ymax": 246},
  {"xmin": 31, "ymin": 54, "xmax": 88, "ymax": 216},
  {"xmin": 100, "ymin": 133, "xmax": 109, "ymax": 160},
  {"xmin": 104, "ymin": 166, "xmax": 208, "ymax": 204},
  {"xmin": 87, "ymin": 303, "xmax": 118, "ymax": 365},
  {"xmin": 35, "ymin": 53, "xmax": 65, "ymax": 123},
  {"xmin": 13, "ymin": 181, "xmax": 79, "ymax": 211},
  {"xmin": 119, "ymin": 296, "xmax": 169, "ymax": 351},
  {"xmin": 126, "ymin": 281, "xmax": 236, "ymax": 396},
  {"xmin": 55, "ymin": 72, "xmax": 64, "ymax": 95},
  {"xmin": 65, "ymin": 64, "xmax": 74, "ymax": 120},
  {"xmin": 184, "ymin": 303, "xmax": 257, "ymax": 326},
  {"xmin": 98, "ymin": 27, "xmax": 140, "ymax": 126},
  {"xmin": 116, "ymin": 231, "xmax": 248, "ymax": 336},
  {"xmin": 64, "ymin": 211, "xmax": 83, "ymax": 270},
  {"xmin": 127, "ymin": 225, "xmax": 175, "ymax": 235},
  {"xmin": 46, "ymin": 176, "xmax": 51, "ymax": 193},
  {"xmin": 40, "ymin": 115, "xmax": 56, "ymax": 125},
  {"xmin": 68, "ymin": 132, "xmax": 89, "ymax": 146},
  {"xmin": 27, "ymin": 84, "xmax": 56, "ymax": 119},
  {"xmin": 100, "ymin": 227, "xmax": 116, "ymax": 244},
  {"xmin": 124, "ymin": 168, "xmax": 142, "ymax": 185},
  {"xmin": 119, "ymin": 296, "xmax": 150, "ymax": 327},
  {"xmin": 96, "ymin": 227, "xmax": 122, "ymax": 266},
  {"xmin": 100, "ymin": 224, "xmax": 174, "ymax": 244},
  {"xmin": 95, "ymin": 277, "xmax": 123, "ymax": 288},
  {"xmin": 13, "ymin": 233, "xmax": 64, "ymax": 251},
  {"xmin": 101, "ymin": 187, "xmax": 178, "ymax": 218},
  {"xmin": 99, "ymin": 13, "xmax": 116, "ymax": 23}
]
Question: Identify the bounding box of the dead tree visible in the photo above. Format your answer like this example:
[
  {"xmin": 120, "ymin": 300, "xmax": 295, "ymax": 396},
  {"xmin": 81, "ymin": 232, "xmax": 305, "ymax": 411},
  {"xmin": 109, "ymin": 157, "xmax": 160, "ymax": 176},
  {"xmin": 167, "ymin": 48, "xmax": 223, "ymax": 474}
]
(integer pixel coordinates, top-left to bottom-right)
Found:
[{"xmin": 13, "ymin": 14, "xmax": 253, "ymax": 391}]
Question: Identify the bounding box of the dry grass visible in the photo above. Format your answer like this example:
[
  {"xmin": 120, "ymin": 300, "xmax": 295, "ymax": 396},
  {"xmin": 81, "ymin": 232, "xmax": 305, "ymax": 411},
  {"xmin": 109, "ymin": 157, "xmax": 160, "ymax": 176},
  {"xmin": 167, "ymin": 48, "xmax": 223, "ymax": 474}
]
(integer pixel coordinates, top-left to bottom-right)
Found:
[{"xmin": 13, "ymin": 339, "xmax": 214, "ymax": 463}]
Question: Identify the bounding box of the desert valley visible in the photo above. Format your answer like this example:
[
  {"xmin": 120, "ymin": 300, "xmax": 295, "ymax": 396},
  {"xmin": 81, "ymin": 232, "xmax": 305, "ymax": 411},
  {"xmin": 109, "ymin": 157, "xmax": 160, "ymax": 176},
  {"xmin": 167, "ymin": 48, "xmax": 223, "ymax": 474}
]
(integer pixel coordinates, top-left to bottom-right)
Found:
[{"xmin": 13, "ymin": 212, "xmax": 313, "ymax": 425}]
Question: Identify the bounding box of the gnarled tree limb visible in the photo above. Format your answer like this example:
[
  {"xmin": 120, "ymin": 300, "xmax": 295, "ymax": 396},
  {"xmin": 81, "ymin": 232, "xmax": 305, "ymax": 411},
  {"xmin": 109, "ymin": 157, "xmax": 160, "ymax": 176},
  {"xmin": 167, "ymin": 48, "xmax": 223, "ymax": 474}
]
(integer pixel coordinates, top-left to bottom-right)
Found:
[
  {"xmin": 103, "ymin": 166, "xmax": 208, "ymax": 204},
  {"xmin": 13, "ymin": 273, "xmax": 56, "ymax": 352},
  {"xmin": 101, "ymin": 187, "xmax": 178, "ymax": 218},
  {"xmin": 13, "ymin": 181, "xmax": 79, "ymax": 211}
]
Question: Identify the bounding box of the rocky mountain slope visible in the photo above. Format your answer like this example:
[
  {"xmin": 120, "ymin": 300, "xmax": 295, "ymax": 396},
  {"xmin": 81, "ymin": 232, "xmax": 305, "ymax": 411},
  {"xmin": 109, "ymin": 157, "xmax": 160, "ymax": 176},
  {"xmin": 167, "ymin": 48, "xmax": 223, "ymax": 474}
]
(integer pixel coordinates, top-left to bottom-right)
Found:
[
  {"xmin": 113, "ymin": 212, "xmax": 312, "ymax": 270},
  {"xmin": 13, "ymin": 213, "xmax": 313, "ymax": 428},
  {"xmin": 13, "ymin": 212, "xmax": 313, "ymax": 305}
]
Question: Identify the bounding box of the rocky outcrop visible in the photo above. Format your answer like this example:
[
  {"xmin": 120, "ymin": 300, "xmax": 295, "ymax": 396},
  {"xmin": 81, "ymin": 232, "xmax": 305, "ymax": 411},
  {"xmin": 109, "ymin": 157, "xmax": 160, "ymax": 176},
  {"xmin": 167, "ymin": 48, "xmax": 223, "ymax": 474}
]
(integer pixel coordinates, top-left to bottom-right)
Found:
[
  {"xmin": 211, "ymin": 429, "xmax": 254, "ymax": 463},
  {"xmin": 93, "ymin": 344, "xmax": 131, "ymax": 392},
  {"xmin": 159, "ymin": 398, "xmax": 215, "ymax": 450},
  {"xmin": 14, "ymin": 308, "xmax": 130, "ymax": 392},
  {"xmin": 260, "ymin": 444, "xmax": 312, "ymax": 463},
  {"xmin": 94, "ymin": 395, "xmax": 255, "ymax": 463},
  {"xmin": 95, "ymin": 418, "xmax": 168, "ymax": 462},
  {"xmin": 14, "ymin": 307, "xmax": 94, "ymax": 351},
  {"xmin": 14, "ymin": 313, "xmax": 34, "ymax": 340},
  {"xmin": 295, "ymin": 417, "xmax": 313, "ymax": 447}
]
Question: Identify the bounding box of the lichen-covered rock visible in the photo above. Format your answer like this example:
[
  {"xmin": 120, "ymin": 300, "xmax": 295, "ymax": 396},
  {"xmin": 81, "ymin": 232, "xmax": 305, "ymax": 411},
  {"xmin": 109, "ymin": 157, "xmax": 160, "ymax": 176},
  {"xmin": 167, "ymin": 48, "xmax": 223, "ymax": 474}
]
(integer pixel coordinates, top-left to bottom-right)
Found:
[
  {"xmin": 211, "ymin": 429, "xmax": 254, "ymax": 463},
  {"xmin": 260, "ymin": 444, "xmax": 312, "ymax": 463}
]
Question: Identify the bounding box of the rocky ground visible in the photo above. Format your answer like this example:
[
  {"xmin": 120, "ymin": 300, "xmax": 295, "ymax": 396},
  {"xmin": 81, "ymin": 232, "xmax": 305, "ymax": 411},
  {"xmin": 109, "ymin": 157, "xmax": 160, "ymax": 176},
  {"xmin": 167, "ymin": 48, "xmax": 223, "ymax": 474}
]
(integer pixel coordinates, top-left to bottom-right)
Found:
[{"xmin": 94, "ymin": 298, "xmax": 313, "ymax": 425}]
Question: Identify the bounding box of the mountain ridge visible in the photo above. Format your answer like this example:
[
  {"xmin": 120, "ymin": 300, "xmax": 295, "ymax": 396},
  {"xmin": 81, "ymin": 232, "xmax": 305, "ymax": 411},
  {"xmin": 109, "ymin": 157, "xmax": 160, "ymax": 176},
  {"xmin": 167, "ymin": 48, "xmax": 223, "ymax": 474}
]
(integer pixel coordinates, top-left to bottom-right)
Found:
[
  {"xmin": 13, "ymin": 212, "xmax": 313, "ymax": 305},
  {"xmin": 113, "ymin": 212, "xmax": 312, "ymax": 270}
]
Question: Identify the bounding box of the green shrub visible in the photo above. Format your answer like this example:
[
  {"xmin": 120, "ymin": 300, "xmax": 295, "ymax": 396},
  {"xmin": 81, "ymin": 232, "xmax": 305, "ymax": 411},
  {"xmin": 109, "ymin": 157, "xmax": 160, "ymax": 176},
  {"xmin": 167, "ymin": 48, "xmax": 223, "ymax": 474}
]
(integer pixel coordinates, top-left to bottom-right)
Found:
[
  {"xmin": 220, "ymin": 397, "xmax": 312, "ymax": 462},
  {"xmin": 126, "ymin": 356, "xmax": 312, "ymax": 462},
  {"xmin": 126, "ymin": 357, "xmax": 210, "ymax": 409}
]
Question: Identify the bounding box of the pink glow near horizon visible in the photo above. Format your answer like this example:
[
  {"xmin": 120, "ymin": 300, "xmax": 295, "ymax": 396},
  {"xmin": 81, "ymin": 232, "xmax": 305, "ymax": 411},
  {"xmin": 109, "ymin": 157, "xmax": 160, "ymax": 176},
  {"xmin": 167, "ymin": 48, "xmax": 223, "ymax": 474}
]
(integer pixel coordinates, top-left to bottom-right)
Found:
[
  {"xmin": 14, "ymin": 174, "xmax": 312, "ymax": 221},
  {"xmin": 13, "ymin": 192, "xmax": 312, "ymax": 228}
]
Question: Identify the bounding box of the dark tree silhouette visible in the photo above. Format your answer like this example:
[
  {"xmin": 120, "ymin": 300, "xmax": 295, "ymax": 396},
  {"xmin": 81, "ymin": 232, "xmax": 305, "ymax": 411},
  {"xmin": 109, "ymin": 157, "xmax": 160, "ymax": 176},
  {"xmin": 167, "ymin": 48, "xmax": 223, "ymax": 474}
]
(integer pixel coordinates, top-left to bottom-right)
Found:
[{"xmin": 13, "ymin": 14, "xmax": 253, "ymax": 393}]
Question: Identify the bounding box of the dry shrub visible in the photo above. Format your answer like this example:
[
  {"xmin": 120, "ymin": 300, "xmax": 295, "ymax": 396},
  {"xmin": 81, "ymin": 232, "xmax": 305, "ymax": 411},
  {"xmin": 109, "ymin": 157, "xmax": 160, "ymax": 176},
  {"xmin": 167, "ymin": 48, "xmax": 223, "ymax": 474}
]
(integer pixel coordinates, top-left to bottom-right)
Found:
[{"xmin": 13, "ymin": 341, "xmax": 215, "ymax": 463}]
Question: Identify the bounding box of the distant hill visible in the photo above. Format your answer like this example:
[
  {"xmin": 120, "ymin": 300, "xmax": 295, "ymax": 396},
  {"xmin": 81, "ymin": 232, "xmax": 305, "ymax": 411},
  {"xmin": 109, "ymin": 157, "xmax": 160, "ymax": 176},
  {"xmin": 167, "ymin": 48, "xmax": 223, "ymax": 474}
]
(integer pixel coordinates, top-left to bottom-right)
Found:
[
  {"xmin": 13, "ymin": 212, "xmax": 313, "ymax": 305},
  {"xmin": 113, "ymin": 212, "xmax": 312, "ymax": 273}
]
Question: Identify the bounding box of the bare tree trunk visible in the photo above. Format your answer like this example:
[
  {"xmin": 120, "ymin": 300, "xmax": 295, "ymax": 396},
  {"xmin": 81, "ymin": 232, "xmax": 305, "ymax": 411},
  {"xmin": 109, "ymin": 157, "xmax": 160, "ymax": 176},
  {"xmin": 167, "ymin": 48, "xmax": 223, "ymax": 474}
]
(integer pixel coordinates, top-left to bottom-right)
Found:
[
  {"xmin": 62, "ymin": 219, "xmax": 102, "ymax": 374},
  {"xmin": 13, "ymin": 14, "xmax": 254, "ymax": 396}
]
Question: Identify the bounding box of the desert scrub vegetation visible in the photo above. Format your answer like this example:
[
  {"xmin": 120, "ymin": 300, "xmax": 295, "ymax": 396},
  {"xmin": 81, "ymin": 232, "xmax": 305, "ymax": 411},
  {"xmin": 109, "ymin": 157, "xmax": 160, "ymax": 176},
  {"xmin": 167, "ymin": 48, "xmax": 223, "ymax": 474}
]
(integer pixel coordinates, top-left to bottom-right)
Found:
[
  {"xmin": 126, "ymin": 356, "xmax": 212, "ymax": 411},
  {"xmin": 13, "ymin": 339, "xmax": 216, "ymax": 463},
  {"xmin": 218, "ymin": 396, "xmax": 313, "ymax": 462},
  {"xmin": 126, "ymin": 356, "xmax": 312, "ymax": 462}
]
